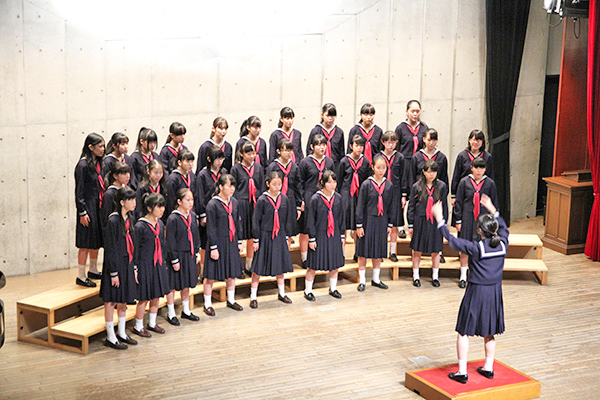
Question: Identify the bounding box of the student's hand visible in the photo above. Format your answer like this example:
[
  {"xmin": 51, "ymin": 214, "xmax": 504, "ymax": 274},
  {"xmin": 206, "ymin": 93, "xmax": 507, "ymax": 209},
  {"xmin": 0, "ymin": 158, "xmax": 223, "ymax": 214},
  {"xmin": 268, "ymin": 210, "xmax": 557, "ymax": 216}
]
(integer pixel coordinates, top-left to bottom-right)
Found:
[
  {"xmin": 401, "ymin": 197, "xmax": 407, "ymax": 209},
  {"xmin": 211, "ymin": 249, "xmax": 219, "ymax": 260},
  {"xmin": 408, "ymin": 228, "xmax": 413, "ymax": 237},
  {"xmin": 297, "ymin": 210, "xmax": 301, "ymax": 220},
  {"xmin": 80, "ymin": 215, "xmax": 90, "ymax": 227},
  {"xmin": 173, "ymin": 262, "xmax": 180, "ymax": 272},
  {"xmin": 309, "ymin": 242, "xmax": 317, "ymax": 251},
  {"xmin": 201, "ymin": 217, "xmax": 207, "ymax": 227},
  {"xmin": 111, "ymin": 276, "xmax": 119, "ymax": 287},
  {"xmin": 300, "ymin": 201, "xmax": 305, "ymax": 212},
  {"xmin": 456, "ymin": 224, "xmax": 461, "ymax": 232},
  {"xmin": 387, "ymin": 227, "xmax": 391, "ymax": 236},
  {"xmin": 431, "ymin": 201, "xmax": 444, "ymax": 223},
  {"xmin": 451, "ymin": 198, "xmax": 456, "ymax": 207},
  {"xmin": 238, "ymin": 243, "xmax": 244, "ymax": 253},
  {"xmin": 253, "ymin": 242, "xmax": 259, "ymax": 252},
  {"xmin": 480, "ymin": 194, "xmax": 496, "ymax": 215},
  {"xmin": 134, "ymin": 270, "xmax": 139, "ymax": 284},
  {"xmin": 356, "ymin": 227, "xmax": 365, "ymax": 238},
  {"xmin": 341, "ymin": 238, "xmax": 345, "ymax": 246}
]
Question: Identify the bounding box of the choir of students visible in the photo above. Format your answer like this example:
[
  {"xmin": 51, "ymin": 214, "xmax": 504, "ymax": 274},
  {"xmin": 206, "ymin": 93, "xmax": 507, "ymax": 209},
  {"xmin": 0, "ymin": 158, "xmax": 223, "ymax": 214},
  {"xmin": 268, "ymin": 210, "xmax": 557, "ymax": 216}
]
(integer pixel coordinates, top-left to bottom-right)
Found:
[{"xmin": 74, "ymin": 102, "xmax": 498, "ymax": 352}]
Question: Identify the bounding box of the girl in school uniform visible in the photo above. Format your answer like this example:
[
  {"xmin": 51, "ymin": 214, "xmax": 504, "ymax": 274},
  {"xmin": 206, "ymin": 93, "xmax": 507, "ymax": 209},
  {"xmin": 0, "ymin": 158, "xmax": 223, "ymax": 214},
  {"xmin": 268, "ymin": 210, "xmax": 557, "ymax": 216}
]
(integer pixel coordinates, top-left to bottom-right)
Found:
[
  {"xmin": 268, "ymin": 107, "xmax": 303, "ymax": 164},
  {"xmin": 304, "ymin": 170, "xmax": 345, "ymax": 301},
  {"xmin": 379, "ymin": 131, "xmax": 407, "ymax": 260},
  {"xmin": 432, "ymin": 195, "xmax": 507, "ymax": 384},
  {"xmin": 306, "ymin": 103, "xmax": 345, "ymax": 170},
  {"xmin": 165, "ymin": 188, "xmax": 200, "ymax": 326},
  {"xmin": 409, "ymin": 128, "xmax": 449, "ymax": 188},
  {"xmin": 196, "ymin": 117, "xmax": 233, "ymax": 175},
  {"xmin": 454, "ymin": 157, "xmax": 499, "ymax": 288},
  {"xmin": 337, "ymin": 134, "xmax": 370, "ymax": 240},
  {"xmin": 159, "ymin": 121, "xmax": 188, "ymax": 176},
  {"xmin": 203, "ymin": 174, "xmax": 244, "ymax": 316},
  {"xmin": 266, "ymin": 139, "xmax": 302, "ymax": 241},
  {"xmin": 74, "ymin": 133, "xmax": 106, "ymax": 287},
  {"xmin": 298, "ymin": 134, "xmax": 335, "ymax": 268},
  {"xmin": 166, "ymin": 149, "xmax": 196, "ymax": 216},
  {"xmin": 235, "ymin": 116, "xmax": 268, "ymax": 167},
  {"xmin": 102, "ymin": 132, "xmax": 136, "ymax": 190},
  {"xmin": 130, "ymin": 127, "xmax": 159, "ymax": 185},
  {"xmin": 100, "ymin": 187, "xmax": 138, "ymax": 350},
  {"xmin": 132, "ymin": 193, "xmax": 170, "ymax": 338},
  {"xmin": 407, "ymin": 160, "xmax": 448, "ymax": 287},
  {"xmin": 231, "ymin": 142, "xmax": 265, "ymax": 276},
  {"xmin": 249, "ymin": 172, "xmax": 293, "ymax": 309},
  {"xmin": 136, "ymin": 160, "xmax": 166, "ymax": 220},
  {"xmin": 394, "ymin": 100, "xmax": 428, "ymax": 167},
  {"xmin": 347, "ymin": 103, "xmax": 383, "ymax": 165},
  {"xmin": 101, "ymin": 162, "xmax": 131, "ymax": 234},
  {"xmin": 356, "ymin": 154, "xmax": 395, "ymax": 292}
]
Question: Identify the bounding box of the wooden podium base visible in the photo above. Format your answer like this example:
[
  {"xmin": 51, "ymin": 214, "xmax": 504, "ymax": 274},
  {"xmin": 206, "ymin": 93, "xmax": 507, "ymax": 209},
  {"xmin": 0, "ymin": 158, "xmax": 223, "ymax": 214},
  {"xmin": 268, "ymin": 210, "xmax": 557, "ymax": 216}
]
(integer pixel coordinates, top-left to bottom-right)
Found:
[{"xmin": 405, "ymin": 359, "xmax": 540, "ymax": 400}]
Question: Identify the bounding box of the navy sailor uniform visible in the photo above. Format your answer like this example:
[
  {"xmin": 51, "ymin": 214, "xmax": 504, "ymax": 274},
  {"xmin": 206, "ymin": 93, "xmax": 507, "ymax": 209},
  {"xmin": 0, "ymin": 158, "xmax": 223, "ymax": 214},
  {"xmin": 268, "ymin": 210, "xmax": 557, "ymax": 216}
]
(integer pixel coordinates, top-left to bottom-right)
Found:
[
  {"xmin": 166, "ymin": 169, "xmax": 196, "ymax": 216},
  {"xmin": 355, "ymin": 177, "xmax": 395, "ymax": 259},
  {"xmin": 196, "ymin": 139, "xmax": 233, "ymax": 175},
  {"xmin": 130, "ymin": 150, "xmax": 159, "ymax": 188},
  {"xmin": 231, "ymin": 161, "xmax": 265, "ymax": 240},
  {"xmin": 268, "ymin": 128, "xmax": 304, "ymax": 164},
  {"xmin": 307, "ymin": 191, "xmax": 345, "ymax": 271},
  {"xmin": 306, "ymin": 124, "xmax": 345, "ymax": 169},
  {"xmin": 102, "ymin": 153, "xmax": 137, "ymax": 190},
  {"xmin": 75, "ymin": 158, "xmax": 104, "ymax": 249},
  {"xmin": 409, "ymin": 149, "xmax": 449, "ymax": 189},
  {"xmin": 266, "ymin": 159, "xmax": 302, "ymax": 236},
  {"xmin": 298, "ymin": 155, "xmax": 334, "ymax": 234},
  {"xmin": 235, "ymin": 136, "xmax": 268, "ymax": 167},
  {"xmin": 134, "ymin": 217, "xmax": 170, "ymax": 301},
  {"xmin": 455, "ymin": 175, "xmax": 499, "ymax": 241},
  {"xmin": 337, "ymin": 154, "xmax": 371, "ymax": 230},
  {"xmin": 166, "ymin": 210, "xmax": 200, "ymax": 290},
  {"xmin": 380, "ymin": 150, "xmax": 407, "ymax": 227},
  {"xmin": 394, "ymin": 121, "xmax": 428, "ymax": 160},
  {"xmin": 158, "ymin": 143, "xmax": 188, "ymax": 176},
  {"xmin": 407, "ymin": 181, "xmax": 448, "ymax": 253},
  {"xmin": 347, "ymin": 123, "xmax": 383, "ymax": 165},
  {"xmin": 135, "ymin": 182, "xmax": 166, "ymax": 221},
  {"xmin": 195, "ymin": 166, "xmax": 227, "ymax": 248},
  {"xmin": 100, "ymin": 185, "xmax": 120, "ymax": 235}
]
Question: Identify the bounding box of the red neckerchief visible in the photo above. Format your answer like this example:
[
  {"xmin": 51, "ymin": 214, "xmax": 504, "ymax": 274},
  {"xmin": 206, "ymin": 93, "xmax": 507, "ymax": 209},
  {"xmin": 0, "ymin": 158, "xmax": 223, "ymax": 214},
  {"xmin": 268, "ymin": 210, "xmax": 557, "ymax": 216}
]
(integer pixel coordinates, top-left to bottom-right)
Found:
[
  {"xmin": 407, "ymin": 122, "xmax": 421, "ymax": 154},
  {"xmin": 210, "ymin": 169, "xmax": 221, "ymax": 183},
  {"xmin": 467, "ymin": 151, "xmax": 483, "ymax": 163},
  {"xmin": 276, "ymin": 160, "xmax": 292, "ymax": 195},
  {"xmin": 348, "ymin": 156, "xmax": 364, "ymax": 198},
  {"xmin": 382, "ymin": 152, "xmax": 396, "ymax": 181},
  {"xmin": 310, "ymin": 156, "xmax": 327, "ymax": 181},
  {"xmin": 220, "ymin": 200, "xmax": 236, "ymax": 241},
  {"xmin": 142, "ymin": 152, "xmax": 154, "ymax": 164},
  {"xmin": 180, "ymin": 171, "xmax": 191, "ymax": 188},
  {"xmin": 359, "ymin": 125, "xmax": 375, "ymax": 164},
  {"xmin": 426, "ymin": 185, "xmax": 435, "ymax": 223},
  {"xmin": 242, "ymin": 163, "xmax": 257, "ymax": 205},
  {"xmin": 179, "ymin": 213, "xmax": 195, "ymax": 255},
  {"xmin": 125, "ymin": 217, "xmax": 134, "ymax": 263},
  {"xmin": 146, "ymin": 220, "xmax": 163, "ymax": 266},
  {"xmin": 265, "ymin": 194, "xmax": 282, "ymax": 239},
  {"xmin": 96, "ymin": 160, "xmax": 105, "ymax": 206},
  {"xmin": 421, "ymin": 150, "xmax": 438, "ymax": 161},
  {"xmin": 280, "ymin": 130, "xmax": 296, "ymax": 163},
  {"xmin": 319, "ymin": 193, "xmax": 336, "ymax": 237},
  {"xmin": 319, "ymin": 126, "xmax": 336, "ymax": 158},
  {"xmin": 167, "ymin": 144, "xmax": 179, "ymax": 158},
  {"xmin": 470, "ymin": 177, "xmax": 486, "ymax": 220},
  {"xmin": 149, "ymin": 183, "xmax": 160, "ymax": 194},
  {"xmin": 370, "ymin": 179, "xmax": 386, "ymax": 216}
]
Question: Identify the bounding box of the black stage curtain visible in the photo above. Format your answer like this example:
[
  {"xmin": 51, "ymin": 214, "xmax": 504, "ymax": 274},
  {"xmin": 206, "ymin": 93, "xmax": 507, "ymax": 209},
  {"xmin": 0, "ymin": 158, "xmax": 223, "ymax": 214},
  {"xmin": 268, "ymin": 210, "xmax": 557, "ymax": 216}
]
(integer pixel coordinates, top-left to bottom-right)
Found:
[{"xmin": 485, "ymin": 0, "xmax": 531, "ymax": 224}]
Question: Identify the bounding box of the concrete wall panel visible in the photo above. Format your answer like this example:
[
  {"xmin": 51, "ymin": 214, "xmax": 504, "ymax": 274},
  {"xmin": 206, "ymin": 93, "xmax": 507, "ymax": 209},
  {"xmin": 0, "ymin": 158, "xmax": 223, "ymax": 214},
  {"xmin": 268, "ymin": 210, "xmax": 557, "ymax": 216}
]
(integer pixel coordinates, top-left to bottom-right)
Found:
[
  {"xmin": 281, "ymin": 36, "xmax": 323, "ymax": 109},
  {"xmin": 453, "ymin": 0, "xmax": 485, "ymax": 100},
  {"xmin": 322, "ymin": 17, "xmax": 357, "ymax": 109}
]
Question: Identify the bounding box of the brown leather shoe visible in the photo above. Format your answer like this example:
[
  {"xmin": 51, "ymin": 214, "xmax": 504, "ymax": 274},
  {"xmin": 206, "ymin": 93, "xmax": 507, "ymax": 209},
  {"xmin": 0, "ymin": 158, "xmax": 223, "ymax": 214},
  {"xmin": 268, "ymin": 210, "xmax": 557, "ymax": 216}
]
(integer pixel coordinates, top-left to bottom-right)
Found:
[
  {"xmin": 203, "ymin": 306, "xmax": 216, "ymax": 317},
  {"xmin": 250, "ymin": 300, "xmax": 258, "ymax": 309},
  {"xmin": 277, "ymin": 294, "xmax": 292, "ymax": 304},
  {"xmin": 147, "ymin": 324, "xmax": 165, "ymax": 334},
  {"xmin": 227, "ymin": 301, "xmax": 243, "ymax": 311},
  {"xmin": 132, "ymin": 327, "xmax": 152, "ymax": 338}
]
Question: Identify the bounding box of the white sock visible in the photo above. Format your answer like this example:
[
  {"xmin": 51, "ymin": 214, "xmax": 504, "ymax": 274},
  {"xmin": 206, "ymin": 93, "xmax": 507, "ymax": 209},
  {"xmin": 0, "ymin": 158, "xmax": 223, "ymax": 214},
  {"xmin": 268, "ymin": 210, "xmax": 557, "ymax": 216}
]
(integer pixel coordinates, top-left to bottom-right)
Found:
[
  {"xmin": 432, "ymin": 268, "xmax": 439, "ymax": 280},
  {"xmin": 304, "ymin": 280, "xmax": 313, "ymax": 294},
  {"xmin": 77, "ymin": 265, "xmax": 86, "ymax": 280},
  {"xmin": 227, "ymin": 289, "xmax": 235, "ymax": 304},
  {"xmin": 278, "ymin": 284, "xmax": 286, "ymax": 297},
  {"xmin": 413, "ymin": 269, "xmax": 420, "ymax": 280},
  {"xmin": 167, "ymin": 303, "xmax": 176, "ymax": 319},
  {"xmin": 358, "ymin": 269, "xmax": 366, "ymax": 285},
  {"xmin": 148, "ymin": 312, "xmax": 157, "ymax": 328},
  {"xmin": 458, "ymin": 359, "xmax": 468, "ymax": 375},
  {"xmin": 89, "ymin": 258, "xmax": 99, "ymax": 274},
  {"xmin": 245, "ymin": 258, "xmax": 252, "ymax": 270},
  {"xmin": 105, "ymin": 321, "xmax": 117, "ymax": 344},
  {"xmin": 460, "ymin": 267, "xmax": 468, "ymax": 281},
  {"xmin": 204, "ymin": 294, "xmax": 212, "ymax": 308},
  {"xmin": 301, "ymin": 251, "xmax": 308, "ymax": 262},
  {"xmin": 389, "ymin": 242, "xmax": 397, "ymax": 254},
  {"xmin": 117, "ymin": 316, "xmax": 127, "ymax": 338},
  {"xmin": 250, "ymin": 287, "xmax": 258, "ymax": 300},
  {"xmin": 182, "ymin": 300, "xmax": 191, "ymax": 315},
  {"xmin": 135, "ymin": 318, "xmax": 144, "ymax": 331},
  {"xmin": 372, "ymin": 268, "xmax": 381, "ymax": 284},
  {"xmin": 484, "ymin": 357, "xmax": 494, "ymax": 371},
  {"xmin": 330, "ymin": 278, "xmax": 337, "ymax": 291}
]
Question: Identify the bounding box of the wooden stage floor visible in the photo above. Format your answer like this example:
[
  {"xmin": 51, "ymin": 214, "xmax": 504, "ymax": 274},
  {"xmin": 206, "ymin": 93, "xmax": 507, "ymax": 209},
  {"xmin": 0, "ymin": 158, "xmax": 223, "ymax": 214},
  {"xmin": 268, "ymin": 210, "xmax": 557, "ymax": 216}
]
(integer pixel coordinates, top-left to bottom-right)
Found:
[{"xmin": 0, "ymin": 216, "xmax": 598, "ymax": 399}]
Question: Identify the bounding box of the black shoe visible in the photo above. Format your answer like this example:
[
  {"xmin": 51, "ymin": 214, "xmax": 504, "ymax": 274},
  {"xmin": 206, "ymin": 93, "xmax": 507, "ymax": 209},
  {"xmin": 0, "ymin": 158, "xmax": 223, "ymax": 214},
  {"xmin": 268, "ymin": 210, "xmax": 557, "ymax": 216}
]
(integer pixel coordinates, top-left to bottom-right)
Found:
[
  {"xmin": 477, "ymin": 366, "xmax": 494, "ymax": 379},
  {"xmin": 278, "ymin": 294, "xmax": 292, "ymax": 304},
  {"xmin": 413, "ymin": 279, "xmax": 421, "ymax": 287},
  {"xmin": 127, "ymin": 301, "xmax": 137, "ymax": 305},
  {"xmin": 87, "ymin": 271, "xmax": 102, "ymax": 280},
  {"xmin": 432, "ymin": 279, "xmax": 440, "ymax": 287},
  {"xmin": 250, "ymin": 299, "xmax": 258, "ymax": 309},
  {"xmin": 116, "ymin": 334, "xmax": 137, "ymax": 345},
  {"xmin": 371, "ymin": 280, "xmax": 388, "ymax": 290},
  {"xmin": 76, "ymin": 277, "xmax": 96, "ymax": 288},
  {"xmin": 104, "ymin": 339, "xmax": 127, "ymax": 350},
  {"xmin": 399, "ymin": 230, "xmax": 406, "ymax": 239},
  {"xmin": 448, "ymin": 372, "xmax": 468, "ymax": 384},
  {"xmin": 304, "ymin": 292, "xmax": 315, "ymax": 302},
  {"xmin": 357, "ymin": 283, "xmax": 366, "ymax": 292},
  {"xmin": 389, "ymin": 253, "xmax": 398, "ymax": 262},
  {"xmin": 329, "ymin": 289, "xmax": 342, "ymax": 299},
  {"xmin": 166, "ymin": 316, "xmax": 180, "ymax": 326},
  {"xmin": 301, "ymin": 260, "xmax": 308, "ymax": 269},
  {"xmin": 459, "ymin": 280, "xmax": 466, "ymax": 288},
  {"xmin": 244, "ymin": 269, "xmax": 253, "ymax": 278},
  {"xmin": 181, "ymin": 312, "xmax": 200, "ymax": 322},
  {"xmin": 440, "ymin": 254, "xmax": 446, "ymax": 263},
  {"xmin": 227, "ymin": 301, "xmax": 243, "ymax": 311}
]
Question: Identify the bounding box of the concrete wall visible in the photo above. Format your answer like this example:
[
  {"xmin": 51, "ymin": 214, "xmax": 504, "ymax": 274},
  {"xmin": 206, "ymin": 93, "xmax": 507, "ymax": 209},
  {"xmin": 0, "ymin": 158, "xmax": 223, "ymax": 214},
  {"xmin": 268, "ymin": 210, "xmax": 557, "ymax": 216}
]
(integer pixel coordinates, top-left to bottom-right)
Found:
[{"xmin": 0, "ymin": 0, "xmax": 548, "ymax": 276}]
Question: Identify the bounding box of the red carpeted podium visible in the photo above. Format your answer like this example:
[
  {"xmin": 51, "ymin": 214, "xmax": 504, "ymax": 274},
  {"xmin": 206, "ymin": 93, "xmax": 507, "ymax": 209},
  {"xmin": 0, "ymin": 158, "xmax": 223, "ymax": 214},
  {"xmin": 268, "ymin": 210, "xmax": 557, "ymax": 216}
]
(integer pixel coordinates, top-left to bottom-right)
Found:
[{"xmin": 405, "ymin": 359, "xmax": 540, "ymax": 400}]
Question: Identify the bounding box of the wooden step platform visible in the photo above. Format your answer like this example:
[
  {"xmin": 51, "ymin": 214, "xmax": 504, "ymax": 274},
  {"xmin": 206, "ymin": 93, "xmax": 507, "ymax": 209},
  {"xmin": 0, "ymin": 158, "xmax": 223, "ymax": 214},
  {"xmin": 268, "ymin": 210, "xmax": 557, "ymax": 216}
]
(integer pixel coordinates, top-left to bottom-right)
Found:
[{"xmin": 405, "ymin": 359, "xmax": 541, "ymax": 399}]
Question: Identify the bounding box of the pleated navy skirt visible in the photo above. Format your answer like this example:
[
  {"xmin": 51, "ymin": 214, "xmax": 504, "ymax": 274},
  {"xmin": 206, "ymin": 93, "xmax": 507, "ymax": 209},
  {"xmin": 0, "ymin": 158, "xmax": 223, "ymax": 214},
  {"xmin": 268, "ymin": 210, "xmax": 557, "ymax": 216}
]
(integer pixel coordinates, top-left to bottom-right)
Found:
[
  {"xmin": 455, "ymin": 282, "xmax": 505, "ymax": 337},
  {"xmin": 168, "ymin": 251, "xmax": 199, "ymax": 291},
  {"xmin": 251, "ymin": 230, "xmax": 293, "ymax": 276}
]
